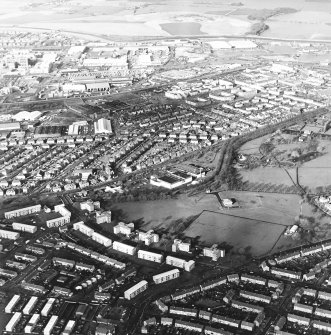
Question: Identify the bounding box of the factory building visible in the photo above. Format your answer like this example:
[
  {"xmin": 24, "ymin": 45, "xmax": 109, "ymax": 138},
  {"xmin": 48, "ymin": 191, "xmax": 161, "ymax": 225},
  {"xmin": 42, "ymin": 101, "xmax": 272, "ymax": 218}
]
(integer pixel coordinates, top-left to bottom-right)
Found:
[
  {"xmin": 25, "ymin": 313, "xmax": 40, "ymax": 333},
  {"xmin": 0, "ymin": 229, "xmax": 20, "ymax": 240},
  {"xmin": 166, "ymin": 256, "xmax": 195, "ymax": 272},
  {"xmin": 113, "ymin": 222, "xmax": 134, "ymax": 236},
  {"xmin": 62, "ymin": 320, "xmax": 76, "ymax": 335},
  {"xmin": 5, "ymin": 312, "xmax": 22, "ymax": 332},
  {"xmin": 5, "ymin": 204, "xmax": 41, "ymax": 218},
  {"xmin": 153, "ymin": 269, "xmax": 180, "ymax": 284},
  {"xmin": 41, "ymin": 298, "xmax": 56, "ymax": 317},
  {"xmin": 94, "ymin": 118, "xmax": 112, "ymax": 134},
  {"xmin": 124, "ymin": 280, "xmax": 148, "ymax": 300},
  {"xmin": 5, "ymin": 294, "xmax": 20, "ymax": 313},
  {"xmin": 113, "ymin": 241, "xmax": 137, "ymax": 255},
  {"xmin": 23, "ymin": 296, "xmax": 38, "ymax": 315},
  {"xmin": 137, "ymin": 250, "xmax": 163, "ymax": 263},
  {"xmin": 92, "ymin": 231, "xmax": 112, "ymax": 247},
  {"xmin": 12, "ymin": 222, "xmax": 37, "ymax": 233},
  {"xmin": 44, "ymin": 315, "xmax": 58, "ymax": 335}
]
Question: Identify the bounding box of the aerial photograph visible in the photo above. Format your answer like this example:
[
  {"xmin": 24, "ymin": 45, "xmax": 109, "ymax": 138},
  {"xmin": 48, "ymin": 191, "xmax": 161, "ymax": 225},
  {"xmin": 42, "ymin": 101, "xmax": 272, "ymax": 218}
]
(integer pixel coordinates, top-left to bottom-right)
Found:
[{"xmin": 1, "ymin": 0, "xmax": 331, "ymax": 334}]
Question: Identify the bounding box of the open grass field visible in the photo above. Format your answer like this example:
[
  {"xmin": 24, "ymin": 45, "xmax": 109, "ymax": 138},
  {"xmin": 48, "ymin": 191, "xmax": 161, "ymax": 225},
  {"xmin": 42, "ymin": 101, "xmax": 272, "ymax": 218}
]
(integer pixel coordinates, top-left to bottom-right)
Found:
[{"xmin": 184, "ymin": 210, "xmax": 286, "ymax": 256}]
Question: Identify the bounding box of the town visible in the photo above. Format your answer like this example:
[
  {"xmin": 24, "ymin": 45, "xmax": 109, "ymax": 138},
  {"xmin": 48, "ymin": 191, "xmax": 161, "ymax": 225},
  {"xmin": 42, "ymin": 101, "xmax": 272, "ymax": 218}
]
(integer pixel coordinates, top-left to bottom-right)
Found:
[{"xmin": 1, "ymin": 16, "xmax": 331, "ymax": 335}]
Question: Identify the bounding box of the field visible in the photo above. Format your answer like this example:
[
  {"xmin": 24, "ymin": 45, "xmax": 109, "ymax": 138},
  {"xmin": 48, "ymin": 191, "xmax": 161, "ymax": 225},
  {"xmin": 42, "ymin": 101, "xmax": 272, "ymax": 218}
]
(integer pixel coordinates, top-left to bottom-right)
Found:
[
  {"xmin": 184, "ymin": 210, "xmax": 286, "ymax": 256},
  {"xmin": 239, "ymin": 138, "xmax": 331, "ymax": 190}
]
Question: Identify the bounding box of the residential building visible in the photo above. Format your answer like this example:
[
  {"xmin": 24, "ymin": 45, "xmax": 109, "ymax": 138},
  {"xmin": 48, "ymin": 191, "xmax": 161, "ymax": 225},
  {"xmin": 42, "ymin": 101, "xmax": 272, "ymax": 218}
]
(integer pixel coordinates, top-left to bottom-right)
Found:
[
  {"xmin": 138, "ymin": 250, "xmax": 163, "ymax": 263},
  {"xmin": 153, "ymin": 269, "xmax": 180, "ymax": 284},
  {"xmin": 113, "ymin": 222, "xmax": 134, "ymax": 236},
  {"xmin": 124, "ymin": 280, "xmax": 148, "ymax": 300},
  {"xmin": 12, "ymin": 222, "xmax": 37, "ymax": 234},
  {"xmin": 0, "ymin": 229, "xmax": 20, "ymax": 240},
  {"xmin": 166, "ymin": 256, "xmax": 195, "ymax": 271},
  {"xmin": 5, "ymin": 204, "xmax": 41, "ymax": 218},
  {"xmin": 113, "ymin": 241, "xmax": 137, "ymax": 255},
  {"xmin": 203, "ymin": 244, "xmax": 225, "ymax": 261}
]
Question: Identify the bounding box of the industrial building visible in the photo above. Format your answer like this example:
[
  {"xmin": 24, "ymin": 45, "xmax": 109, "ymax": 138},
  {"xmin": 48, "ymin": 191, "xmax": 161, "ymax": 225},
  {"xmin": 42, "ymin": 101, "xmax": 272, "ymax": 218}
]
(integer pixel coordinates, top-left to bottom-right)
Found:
[
  {"xmin": 44, "ymin": 315, "xmax": 58, "ymax": 335},
  {"xmin": 5, "ymin": 204, "xmax": 41, "ymax": 218},
  {"xmin": 25, "ymin": 313, "xmax": 40, "ymax": 333},
  {"xmin": 137, "ymin": 250, "xmax": 163, "ymax": 263},
  {"xmin": 113, "ymin": 241, "xmax": 137, "ymax": 255},
  {"xmin": 41, "ymin": 298, "xmax": 56, "ymax": 317},
  {"xmin": 5, "ymin": 312, "xmax": 22, "ymax": 332},
  {"xmin": 165, "ymin": 256, "xmax": 195, "ymax": 272},
  {"xmin": 0, "ymin": 229, "xmax": 20, "ymax": 240},
  {"xmin": 94, "ymin": 118, "xmax": 112, "ymax": 134},
  {"xmin": 124, "ymin": 280, "xmax": 148, "ymax": 300},
  {"xmin": 23, "ymin": 296, "xmax": 38, "ymax": 315},
  {"xmin": 153, "ymin": 269, "xmax": 180, "ymax": 284},
  {"xmin": 12, "ymin": 222, "xmax": 37, "ymax": 233},
  {"xmin": 5, "ymin": 294, "xmax": 20, "ymax": 313}
]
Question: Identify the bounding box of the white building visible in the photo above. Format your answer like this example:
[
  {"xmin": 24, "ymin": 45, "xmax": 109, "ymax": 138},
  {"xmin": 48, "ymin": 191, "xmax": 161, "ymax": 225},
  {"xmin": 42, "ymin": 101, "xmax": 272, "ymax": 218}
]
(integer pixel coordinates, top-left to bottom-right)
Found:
[
  {"xmin": 92, "ymin": 232, "xmax": 112, "ymax": 247},
  {"xmin": 94, "ymin": 118, "xmax": 112, "ymax": 134},
  {"xmin": 12, "ymin": 222, "xmax": 37, "ymax": 234},
  {"xmin": 153, "ymin": 269, "xmax": 180, "ymax": 284},
  {"xmin": 0, "ymin": 229, "xmax": 20, "ymax": 240},
  {"xmin": 41, "ymin": 298, "xmax": 56, "ymax": 317},
  {"xmin": 5, "ymin": 294, "xmax": 20, "ymax": 313},
  {"xmin": 73, "ymin": 221, "xmax": 94, "ymax": 237},
  {"xmin": 23, "ymin": 296, "xmax": 38, "ymax": 315},
  {"xmin": 5, "ymin": 312, "xmax": 22, "ymax": 332},
  {"xmin": 113, "ymin": 222, "xmax": 134, "ymax": 236},
  {"xmin": 44, "ymin": 315, "xmax": 58, "ymax": 335},
  {"xmin": 203, "ymin": 244, "xmax": 225, "ymax": 261},
  {"xmin": 124, "ymin": 280, "xmax": 148, "ymax": 300},
  {"xmin": 112, "ymin": 241, "xmax": 137, "ymax": 255},
  {"xmin": 25, "ymin": 313, "xmax": 40, "ymax": 334},
  {"xmin": 80, "ymin": 201, "xmax": 95, "ymax": 212},
  {"xmin": 166, "ymin": 256, "xmax": 195, "ymax": 272},
  {"xmin": 172, "ymin": 239, "xmax": 191, "ymax": 253},
  {"xmin": 96, "ymin": 211, "xmax": 112, "ymax": 224},
  {"xmin": 46, "ymin": 204, "xmax": 71, "ymax": 228},
  {"xmin": 137, "ymin": 230, "xmax": 159, "ymax": 246},
  {"xmin": 137, "ymin": 250, "xmax": 163, "ymax": 263},
  {"xmin": 5, "ymin": 204, "xmax": 41, "ymax": 218}
]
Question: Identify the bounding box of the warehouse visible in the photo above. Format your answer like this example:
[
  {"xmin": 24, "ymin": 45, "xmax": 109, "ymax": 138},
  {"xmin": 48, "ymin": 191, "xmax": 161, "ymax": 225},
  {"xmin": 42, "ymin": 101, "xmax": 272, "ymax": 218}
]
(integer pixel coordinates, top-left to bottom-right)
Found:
[
  {"xmin": 5, "ymin": 312, "xmax": 22, "ymax": 332},
  {"xmin": 113, "ymin": 241, "xmax": 137, "ymax": 255},
  {"xmin": 5, "ymin": 294, "xmax": 20, "ymax": 313},
  {"xmin": 92, "ymin": 231, "xmax": 112, "ymax": 247},
  {"xmin": 52, "ymin": 286, "xmax": 73, "ymax": 297},
  {"xmin": 44, "ymin": 315, "xmax": 58, "ymax": 335},
  {"xmin": 0, "ymin": 229, "xmax": 20, "ymax": 240},
  {"xmin": 153, "ymin": 269, "xmax": 180, "ymax": 284},
  {"xmin": 41, "ymin": 298, "xmax": 56, "ymax": 317},
  {"xmin": 124, "ymin": 280, "xmax": 148, "ymax": 300},
  {"xmin": 138, "ymin": 250, "xmax": 163, "ymax": 263},
  {"xmin": 62, "ymin": 320, "xmax": 76, "ymax": 335},
  {"xmin": 25, "ymin": 313, "xmax": 40, "ymax": 333},
  {"xmin": 94, "ymin": 118, "xmax": 112, "ymax": 134},
  {"xmin": 12, "ymin": 222, "xmax": 37, "ymax": 233},
  {"xmin": 23, "ymin": 296, "xmax": 38, "ymax": 315},
  {"xmin": 5, "ymin": 204, "xmax": 41, "ymax": 218},
  {"xmin": 165, "ymin": 256, "xmax": 195, "ymax": 272}
]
